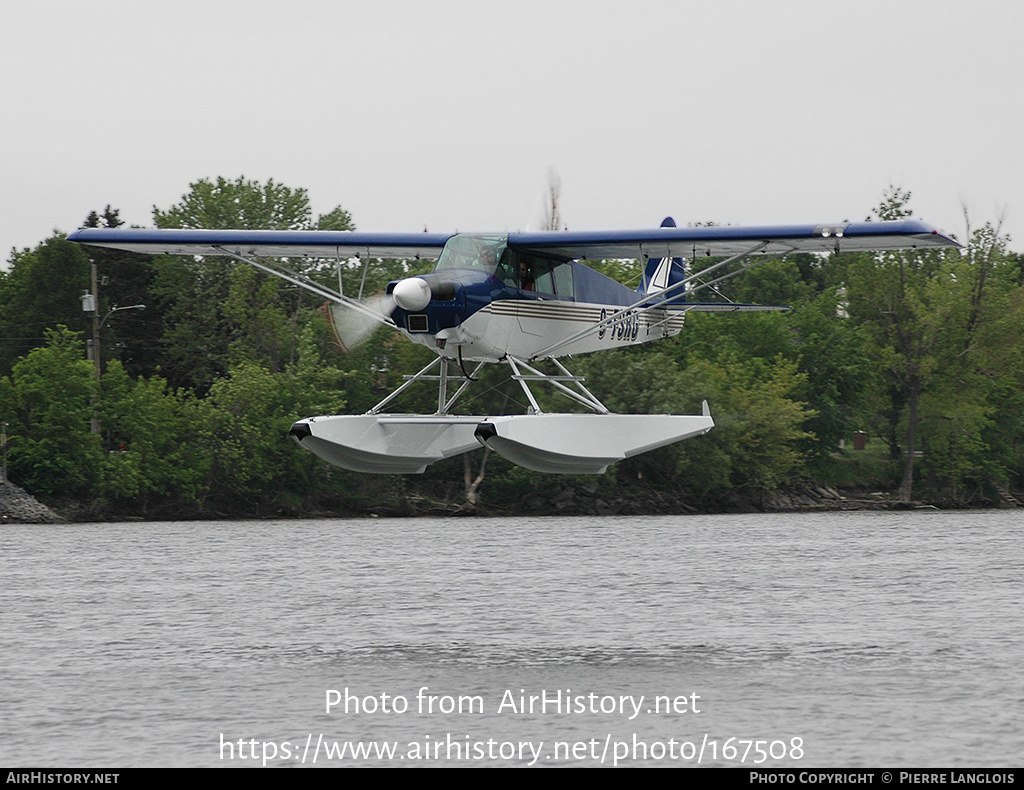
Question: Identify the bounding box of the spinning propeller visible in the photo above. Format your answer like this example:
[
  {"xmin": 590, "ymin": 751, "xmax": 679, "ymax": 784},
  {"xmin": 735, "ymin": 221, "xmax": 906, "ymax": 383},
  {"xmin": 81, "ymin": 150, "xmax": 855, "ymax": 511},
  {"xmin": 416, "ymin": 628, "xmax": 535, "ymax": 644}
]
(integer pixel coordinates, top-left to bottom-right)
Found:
[{"xmin": 327, "ymin": 292, "xmax": 396, "ymax": 352}]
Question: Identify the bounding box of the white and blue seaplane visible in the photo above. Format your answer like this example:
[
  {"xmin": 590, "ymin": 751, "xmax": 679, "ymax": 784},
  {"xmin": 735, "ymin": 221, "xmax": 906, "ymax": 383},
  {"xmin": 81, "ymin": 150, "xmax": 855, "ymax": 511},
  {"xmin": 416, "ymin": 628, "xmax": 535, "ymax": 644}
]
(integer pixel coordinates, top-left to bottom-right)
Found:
[{"xmin": 70, "ymin": 218, "xmax": 957, "ymax": 474}]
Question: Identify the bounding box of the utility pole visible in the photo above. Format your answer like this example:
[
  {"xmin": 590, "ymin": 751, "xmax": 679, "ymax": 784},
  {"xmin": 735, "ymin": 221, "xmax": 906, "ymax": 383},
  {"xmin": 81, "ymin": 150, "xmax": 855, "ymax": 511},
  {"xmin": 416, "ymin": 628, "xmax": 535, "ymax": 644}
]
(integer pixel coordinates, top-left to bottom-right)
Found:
[
  {"xmin": 81, "ymin": 260, "xmax": 145, "ymax": 435},
  {"xmin": 91, "ymin": 261, "xmax": 101, "ymax": 385},
  {"xmin": 1, "ymin": 422, "xmax": 8, "ymax": 485},
  {"xmin": 81, "ymin": 261, "xmax": 101, "ymax": 435}
]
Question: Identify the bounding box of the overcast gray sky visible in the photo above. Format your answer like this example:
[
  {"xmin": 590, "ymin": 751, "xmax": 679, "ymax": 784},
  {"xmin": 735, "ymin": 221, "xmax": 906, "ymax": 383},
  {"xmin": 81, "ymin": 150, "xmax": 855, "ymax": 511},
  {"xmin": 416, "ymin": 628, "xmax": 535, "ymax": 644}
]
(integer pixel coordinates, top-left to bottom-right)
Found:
[{"xmin": 3, "ymin": 0, "xmax": 1022, "ymax": 265}]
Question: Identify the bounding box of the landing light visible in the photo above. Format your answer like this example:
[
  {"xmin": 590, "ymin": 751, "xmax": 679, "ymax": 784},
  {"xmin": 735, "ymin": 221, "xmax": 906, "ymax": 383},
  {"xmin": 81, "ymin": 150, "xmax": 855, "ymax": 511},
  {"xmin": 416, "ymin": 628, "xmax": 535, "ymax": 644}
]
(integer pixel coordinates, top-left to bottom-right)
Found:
[{"xmin": 816, "ymin": 224, "xmax": 846, "ymax": 239}]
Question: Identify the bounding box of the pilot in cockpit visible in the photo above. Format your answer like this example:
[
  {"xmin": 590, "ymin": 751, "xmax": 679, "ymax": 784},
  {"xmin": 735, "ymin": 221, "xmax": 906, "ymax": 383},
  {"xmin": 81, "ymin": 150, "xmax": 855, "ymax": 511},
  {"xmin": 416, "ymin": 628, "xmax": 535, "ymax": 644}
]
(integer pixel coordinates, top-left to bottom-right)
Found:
[
  {"xmin": 476, "ymin": 246, "xmax": 497, "ymax": 270},
  {"xmin": 519, "ymin": 259, "xmax": 535, "ymax": 291}
]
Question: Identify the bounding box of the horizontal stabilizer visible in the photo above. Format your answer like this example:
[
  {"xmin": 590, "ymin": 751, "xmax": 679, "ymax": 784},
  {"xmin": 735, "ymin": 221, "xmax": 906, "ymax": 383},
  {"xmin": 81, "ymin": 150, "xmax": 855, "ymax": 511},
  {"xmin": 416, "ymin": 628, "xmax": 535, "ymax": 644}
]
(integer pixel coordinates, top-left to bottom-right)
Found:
[{"xmin": 664, "ymin": 302, "xmax": 791, "ymax": 312}]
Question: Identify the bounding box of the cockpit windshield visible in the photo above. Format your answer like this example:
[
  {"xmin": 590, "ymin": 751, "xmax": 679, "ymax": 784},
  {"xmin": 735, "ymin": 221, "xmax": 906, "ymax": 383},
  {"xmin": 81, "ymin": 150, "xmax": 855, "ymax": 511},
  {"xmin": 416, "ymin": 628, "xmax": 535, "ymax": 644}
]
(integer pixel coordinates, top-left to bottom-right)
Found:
[{"xmin": 434, "ymin": 234, "xmax": 508, "ymax": 276}]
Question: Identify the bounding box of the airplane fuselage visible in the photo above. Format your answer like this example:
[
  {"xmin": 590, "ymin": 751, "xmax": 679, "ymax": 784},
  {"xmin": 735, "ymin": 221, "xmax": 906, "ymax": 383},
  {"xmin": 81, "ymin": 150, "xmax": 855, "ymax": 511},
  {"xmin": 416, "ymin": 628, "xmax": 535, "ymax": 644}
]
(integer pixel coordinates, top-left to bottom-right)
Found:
[{"xmin": 384, "ymin": 234, "xmax": 683, "ymax": 362}]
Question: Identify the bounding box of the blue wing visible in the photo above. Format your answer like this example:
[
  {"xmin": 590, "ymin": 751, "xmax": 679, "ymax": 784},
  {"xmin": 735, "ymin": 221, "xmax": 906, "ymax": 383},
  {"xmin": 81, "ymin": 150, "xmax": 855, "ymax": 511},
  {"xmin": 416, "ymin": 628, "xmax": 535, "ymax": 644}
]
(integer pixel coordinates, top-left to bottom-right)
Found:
[
  {"xmin": 66, "ymin": 227, "xmax": 454, "ymax": 260},
  {"xmin": 508, "ymin": 220, "xmax": 958, "ymax": 259},
  {"xmin": 69, "ymin": 220, "xmax": 958, "ymax": 260}
]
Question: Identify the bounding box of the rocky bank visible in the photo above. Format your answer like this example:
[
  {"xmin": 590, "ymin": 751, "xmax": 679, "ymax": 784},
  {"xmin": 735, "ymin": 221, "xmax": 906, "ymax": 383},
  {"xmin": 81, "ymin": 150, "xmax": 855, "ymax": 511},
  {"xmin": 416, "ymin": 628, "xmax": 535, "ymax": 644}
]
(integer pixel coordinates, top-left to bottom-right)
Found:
[{"xmin": 0, "ymin": 480, "xmax": 62, "ymax": 524}]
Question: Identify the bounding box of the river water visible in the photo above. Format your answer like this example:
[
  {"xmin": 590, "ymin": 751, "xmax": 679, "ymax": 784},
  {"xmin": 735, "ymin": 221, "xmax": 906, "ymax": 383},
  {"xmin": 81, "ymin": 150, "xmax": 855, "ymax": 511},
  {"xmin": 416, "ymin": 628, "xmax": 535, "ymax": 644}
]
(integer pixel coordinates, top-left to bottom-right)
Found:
[{"xmin": 1, "ymin": 511, "xmax": 1020, "ymax": 767}]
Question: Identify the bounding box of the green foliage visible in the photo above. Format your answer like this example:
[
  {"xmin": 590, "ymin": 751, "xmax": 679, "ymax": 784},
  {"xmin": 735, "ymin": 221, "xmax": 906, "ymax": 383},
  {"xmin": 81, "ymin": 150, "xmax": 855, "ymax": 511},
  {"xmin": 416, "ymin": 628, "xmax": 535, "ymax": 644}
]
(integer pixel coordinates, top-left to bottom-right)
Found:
[
  {"xmin": 0, "ymin": 236, "xmax": 92, "ymax": 376},
  {"xmin": 148, "ymin": 176, "xmax": 356, "ymax": 393},
  {"xmin": 196, "ymin": 363, "xmax": 303, "ymax": 500},
  {"xmin": 3, "ymin": 328, "xmax": 101, "ymax": 496},
  {"xmin": 80, "ymin": 206, "xmax": 164, "ymax": 379},
  {"xmin": 665, "ymin": 354, "xmax": 814, "ymax": 496},
  {"xmin": 842, "ymin": 189, "xmax": 1024, "ymax": 500},
  {"xmin": 786, "ymin": 289, "xmax": 872, "ymax": 465},
  {"xmin": 224, "ymin": 265, "xmax": 292, "ymax": 371},
  {"xmin": 153, "ymin": 176, "xmax": 317, "ymax": 231},
  {"xmin": 96, "ymin": 361, "xmax": 207, "ymax": 507},
  {"xmin": 679, "ymin": 309, "xmax": 796, "ymax": 365},
  {"xmin": 578, "ymin": 348, "xmax": 689, "ymax": 415},
  {"xmin": 316, "ymin": 205, "xmax": 356, "ymax": 231},
  {"xmin": 578, "ymin": 345, "xmax": 815, "ymax": 497},
  {"xmin": 585, "ymin": 258, "xmax": 644, "ymax": 289},
  {"xmin": 729, "ymin": 257, "xmax": 818, "ymax": 306},
  {"xmin": 192, "ymin": 361, "xmax": 350, "ymax": 512},
  {"xmin": 710, "ymin": 355, "xmax": 816, "ymax": 493}
]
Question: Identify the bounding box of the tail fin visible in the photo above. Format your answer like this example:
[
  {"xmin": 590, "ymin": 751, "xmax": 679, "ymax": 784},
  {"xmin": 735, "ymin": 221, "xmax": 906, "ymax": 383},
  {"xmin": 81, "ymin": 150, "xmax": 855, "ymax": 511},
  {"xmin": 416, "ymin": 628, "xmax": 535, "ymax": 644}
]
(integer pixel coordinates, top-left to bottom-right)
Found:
[{"xmin": 638, "ymin": 216, "xmax": 688, "ymax": 304}]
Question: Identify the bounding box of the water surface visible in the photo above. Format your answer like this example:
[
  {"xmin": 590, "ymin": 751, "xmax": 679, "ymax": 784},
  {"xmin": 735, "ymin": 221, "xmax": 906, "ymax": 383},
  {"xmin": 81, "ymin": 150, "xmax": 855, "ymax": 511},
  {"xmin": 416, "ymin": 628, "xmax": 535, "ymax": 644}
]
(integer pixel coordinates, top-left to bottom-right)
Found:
[{"xmin": 1, "ymin": 511, "xmax": 1020, "ymax": 766}]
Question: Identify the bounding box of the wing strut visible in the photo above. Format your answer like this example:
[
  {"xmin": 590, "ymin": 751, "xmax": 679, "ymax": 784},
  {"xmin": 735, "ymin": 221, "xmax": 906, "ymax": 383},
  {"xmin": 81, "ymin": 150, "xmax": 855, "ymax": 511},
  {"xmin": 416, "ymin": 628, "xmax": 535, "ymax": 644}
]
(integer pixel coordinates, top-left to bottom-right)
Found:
[
  {"xmin": 530, "ymin": 241, "xmax": 771, "ymax": 359},
  {"xmin": 214, "ymin": 246, "xmax": 396, "ymax": 329}
]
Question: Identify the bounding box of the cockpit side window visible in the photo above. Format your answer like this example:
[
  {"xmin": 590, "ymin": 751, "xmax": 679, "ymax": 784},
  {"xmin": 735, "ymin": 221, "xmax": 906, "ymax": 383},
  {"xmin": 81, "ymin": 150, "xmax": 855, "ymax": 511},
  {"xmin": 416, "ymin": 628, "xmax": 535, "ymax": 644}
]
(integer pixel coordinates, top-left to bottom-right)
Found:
[
  {"xmin": 552, "ymin": 260, "xmax": 574, "ymax": 298},
  {"xmin": 495, "ymin": 249, "xmax": 517, "ymax": 287},
  {"xmin": 533, "ymin": 258, "xmax": 555, "ymax": 294},
  {"xmin": 513, "ymin": 251, "xmax": 574, "ymax": 299}
]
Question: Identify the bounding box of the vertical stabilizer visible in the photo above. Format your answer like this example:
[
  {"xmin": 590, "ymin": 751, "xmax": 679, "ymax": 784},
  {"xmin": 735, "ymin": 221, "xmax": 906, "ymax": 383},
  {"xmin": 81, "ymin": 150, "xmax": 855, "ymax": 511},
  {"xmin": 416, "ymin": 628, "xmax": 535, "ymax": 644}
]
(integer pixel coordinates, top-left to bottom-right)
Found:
[{"xmin": 639, "ymin": 217, "xmax": 688, "ymax": 304}]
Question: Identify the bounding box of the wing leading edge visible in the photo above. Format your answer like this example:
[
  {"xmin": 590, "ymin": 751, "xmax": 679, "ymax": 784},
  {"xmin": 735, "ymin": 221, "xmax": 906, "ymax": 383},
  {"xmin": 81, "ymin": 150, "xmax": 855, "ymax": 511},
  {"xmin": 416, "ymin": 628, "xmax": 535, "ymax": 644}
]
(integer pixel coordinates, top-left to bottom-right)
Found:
[
  {"xmin": 66, "ymin": 227, "xmax": 455, "ymax": 260},
  {"xmin": 508, "ymin": 220, "xmax": 959, "ymax": 260},
  {"xmin": 69, "ymin": 220, "xmax": 958, "ymax": 262}
]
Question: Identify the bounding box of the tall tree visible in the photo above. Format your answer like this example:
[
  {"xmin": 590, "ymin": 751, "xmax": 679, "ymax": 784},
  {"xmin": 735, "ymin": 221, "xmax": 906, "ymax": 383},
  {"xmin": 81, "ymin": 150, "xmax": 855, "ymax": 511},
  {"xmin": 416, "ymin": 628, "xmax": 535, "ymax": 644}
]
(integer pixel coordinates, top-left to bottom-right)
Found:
[
  {"xmin": 914, "ymin": 220, "xmax": 1024, "ymax": 501},
  {"xmin": 844, "ymin": 187, "xmax": 1023, "ymax": 503},
  {"xmin": 0, "ymin": 236, "xmax": 92, "ymax": 376},
  {"xmin": 148, "ymin": 177, "xmax": 354, "ymax": 392},
  {"xmin": 2, "ymin": 327, "xmax": 101, "ymax": 496},
  {"xmin": 844, "ymin": 188, "xmax": 949, "ymax": 500}
]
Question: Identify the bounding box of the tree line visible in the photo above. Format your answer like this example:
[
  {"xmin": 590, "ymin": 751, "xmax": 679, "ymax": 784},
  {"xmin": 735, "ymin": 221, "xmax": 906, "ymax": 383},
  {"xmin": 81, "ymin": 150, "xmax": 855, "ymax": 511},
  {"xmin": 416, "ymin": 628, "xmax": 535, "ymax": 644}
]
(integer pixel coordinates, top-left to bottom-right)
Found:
[{"xmin": 1, "ymin": 178, "xmax": 1022, "ymax": 518}]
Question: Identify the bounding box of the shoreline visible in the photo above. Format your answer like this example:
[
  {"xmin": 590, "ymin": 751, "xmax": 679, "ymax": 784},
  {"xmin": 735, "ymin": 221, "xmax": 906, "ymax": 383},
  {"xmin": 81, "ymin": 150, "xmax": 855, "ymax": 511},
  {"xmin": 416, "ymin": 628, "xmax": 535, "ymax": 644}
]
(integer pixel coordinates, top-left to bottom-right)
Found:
[{"xmin": 4, "ymin": 479, "xmax": 1015, "ymax": 525}]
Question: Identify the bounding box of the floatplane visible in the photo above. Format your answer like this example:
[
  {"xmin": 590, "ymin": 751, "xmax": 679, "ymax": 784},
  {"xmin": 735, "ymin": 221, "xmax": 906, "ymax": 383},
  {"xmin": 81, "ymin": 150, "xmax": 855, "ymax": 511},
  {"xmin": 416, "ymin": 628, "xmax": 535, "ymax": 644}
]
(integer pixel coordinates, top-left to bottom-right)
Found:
[{"xmin": 70, "ymin": 218, "xmax": 957, "ymax": 474}]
